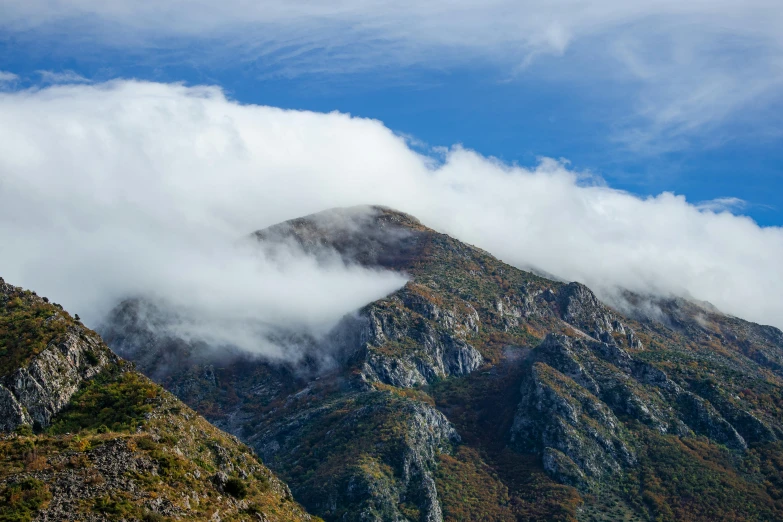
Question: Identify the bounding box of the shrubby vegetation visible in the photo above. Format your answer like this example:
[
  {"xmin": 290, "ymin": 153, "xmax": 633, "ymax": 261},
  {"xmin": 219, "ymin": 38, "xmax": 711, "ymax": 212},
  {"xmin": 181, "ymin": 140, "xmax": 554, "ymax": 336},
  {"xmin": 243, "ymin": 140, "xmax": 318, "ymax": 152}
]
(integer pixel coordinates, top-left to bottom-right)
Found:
[
  {"xmin": 0, "ymin": 287, "xmax": 69, "ymax": 377},
  {"xmin": 224, "ymin": 477, "xmax": 248, "ymax": 499},
  {"xmin": 625, "ymin": 430, "xmax": 783, "ymax": 521},
  {"xmin": 429, "ymin": 359, "xmax": 582, "ymax": 522},
  {"xmin": 435, "ymin": 447, "xmax": 515, "ymax": 521},
  {"xmin": 48, "ymin": 370, "xmax": 160, "ymax": 434},
  {"xmin": 0, "ymin": 478, "xmax": 51, "ymax": 522}
]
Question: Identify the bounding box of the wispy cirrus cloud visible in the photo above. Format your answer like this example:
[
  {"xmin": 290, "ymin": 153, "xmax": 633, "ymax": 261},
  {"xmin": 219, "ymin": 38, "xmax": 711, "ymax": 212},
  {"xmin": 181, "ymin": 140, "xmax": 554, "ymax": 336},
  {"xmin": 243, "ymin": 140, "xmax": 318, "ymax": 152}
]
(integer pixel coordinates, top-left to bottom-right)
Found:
[
  {"xmin": 2, "ymin": 1, "xmax": 782, "ymax": 150},
  {"xmin": 0, "ymin": 71, "xmax": 19, "ymax": 84},
  {"xmin": 696, "ymin": 197, "xmax": 747, "ymax": 213},
  {"xmin": 37, "ymin": 70, "xmax": 91, "ymax": 84}
]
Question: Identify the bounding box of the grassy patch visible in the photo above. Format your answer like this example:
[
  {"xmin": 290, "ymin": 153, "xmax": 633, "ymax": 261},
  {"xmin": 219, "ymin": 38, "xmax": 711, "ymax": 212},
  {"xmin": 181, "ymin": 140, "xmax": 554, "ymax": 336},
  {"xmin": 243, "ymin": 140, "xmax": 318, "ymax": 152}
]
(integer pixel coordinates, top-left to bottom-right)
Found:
[{"xmin": 48, "ymin": 371, "xmax": 160, "ymax": 434}]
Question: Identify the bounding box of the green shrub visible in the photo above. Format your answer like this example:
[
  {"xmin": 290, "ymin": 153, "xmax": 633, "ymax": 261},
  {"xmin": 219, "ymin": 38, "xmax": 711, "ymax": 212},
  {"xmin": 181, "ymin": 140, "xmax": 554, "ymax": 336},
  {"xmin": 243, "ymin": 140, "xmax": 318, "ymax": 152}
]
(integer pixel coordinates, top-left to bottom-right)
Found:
[
  {"xmin": 136, "ymin": 437, "xmax": 156, "ymax": 451},
  {"xmin": 92, "ymin": 493, "xmax": 137, "ymax": 517},
  {"xmin": 224, "ymin": 477, "xmax": 248, "ymax": 499},
  {"xmin": 84, "ymin": 350, "xmax": 99, "ymax": 365},
  {"xmin": 0, "ymin": 478, "xmax": 52, "ymax": 522},
  {"xmin": 13, "ymin": 424, "xmax": 33, "ymax": 437},
  {"xmin": 151, "ymin": 450, "xmax": 177, "ymax": 476},
  {"xmin": 254, "ymin": 472, "xmax": 271, "ymax": 492}
]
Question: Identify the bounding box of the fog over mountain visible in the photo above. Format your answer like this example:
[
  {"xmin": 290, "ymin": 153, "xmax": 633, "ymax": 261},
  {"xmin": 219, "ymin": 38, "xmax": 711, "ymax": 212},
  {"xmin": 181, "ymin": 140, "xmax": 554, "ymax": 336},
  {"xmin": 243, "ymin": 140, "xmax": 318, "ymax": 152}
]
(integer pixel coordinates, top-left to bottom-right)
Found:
[{"xmin": 0, "ymin": 80, "xmax": 781, "ymax": 353}]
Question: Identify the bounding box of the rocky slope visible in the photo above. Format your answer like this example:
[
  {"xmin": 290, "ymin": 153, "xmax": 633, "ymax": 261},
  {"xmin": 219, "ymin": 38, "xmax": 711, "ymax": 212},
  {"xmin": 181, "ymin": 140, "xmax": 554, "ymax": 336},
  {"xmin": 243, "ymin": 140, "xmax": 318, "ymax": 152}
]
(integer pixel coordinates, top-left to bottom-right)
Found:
[
  {"xmin": 0, "ymin": 278, "xmax": 317, "ymax": 522},
  {"xmin": 101, "ymin": 206, "xmax": 783, "ymax": 522}
]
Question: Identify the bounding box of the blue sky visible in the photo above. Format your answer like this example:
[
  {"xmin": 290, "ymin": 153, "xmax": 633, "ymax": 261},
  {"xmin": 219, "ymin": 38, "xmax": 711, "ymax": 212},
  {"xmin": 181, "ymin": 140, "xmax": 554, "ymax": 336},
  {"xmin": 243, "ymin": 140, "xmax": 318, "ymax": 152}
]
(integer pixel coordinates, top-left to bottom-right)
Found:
[{"xmin": 1, "ymin": 1, "xmax": 781, "ymax": 225}]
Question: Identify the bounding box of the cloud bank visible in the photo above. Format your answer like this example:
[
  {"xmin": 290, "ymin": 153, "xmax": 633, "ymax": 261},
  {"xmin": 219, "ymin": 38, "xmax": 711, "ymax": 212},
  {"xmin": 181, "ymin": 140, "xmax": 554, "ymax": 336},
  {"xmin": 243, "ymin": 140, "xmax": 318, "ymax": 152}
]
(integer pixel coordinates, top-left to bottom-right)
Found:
[
  {"xmin": 0, "ymin": 81, "xmax": 781, "ymax": 345},
  {"xmin": 3, "ymin": 0, "xmax": 782, "ymax": 148}
]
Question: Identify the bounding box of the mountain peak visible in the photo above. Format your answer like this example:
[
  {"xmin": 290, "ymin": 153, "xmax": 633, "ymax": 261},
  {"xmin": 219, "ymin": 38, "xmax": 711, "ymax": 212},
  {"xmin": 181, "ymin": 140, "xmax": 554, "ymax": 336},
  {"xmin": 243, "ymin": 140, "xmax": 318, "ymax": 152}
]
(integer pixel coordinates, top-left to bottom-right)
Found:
[
  {"xmin": 254, "ymin": 204, "xmax": 432, "ymax": 270},
  {"xmin": 258, "ymin": 205, "xmax": 427, "ymax": 238},
  {"xmin": 290, "ymin": 204, "xmax": 424, "ymax": 228}
]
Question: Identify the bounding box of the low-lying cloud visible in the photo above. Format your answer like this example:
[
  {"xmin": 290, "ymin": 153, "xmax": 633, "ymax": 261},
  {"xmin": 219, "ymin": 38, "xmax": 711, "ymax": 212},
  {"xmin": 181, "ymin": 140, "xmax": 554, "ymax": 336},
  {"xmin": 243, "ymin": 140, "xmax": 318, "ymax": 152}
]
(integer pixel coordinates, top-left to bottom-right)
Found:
[
  {"xmin": 0, "ymin": 80, "xmax": 781, "ymax": 348},
  {"xmin": 101, "ymin": 237, "xmax": 408, "ymax": 361}
]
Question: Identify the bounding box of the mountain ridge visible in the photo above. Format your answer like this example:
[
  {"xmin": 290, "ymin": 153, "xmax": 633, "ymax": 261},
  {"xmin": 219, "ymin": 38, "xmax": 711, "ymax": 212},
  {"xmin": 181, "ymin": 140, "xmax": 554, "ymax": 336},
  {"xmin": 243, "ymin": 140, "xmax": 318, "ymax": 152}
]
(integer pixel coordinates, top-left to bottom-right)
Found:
[
  {"xmin": 0, "ymin": 277, "xmax": 318, "ymax": 521},
  {"xmin": 96, "ymin": 206, "xmax": 783, "ymax": 521}
]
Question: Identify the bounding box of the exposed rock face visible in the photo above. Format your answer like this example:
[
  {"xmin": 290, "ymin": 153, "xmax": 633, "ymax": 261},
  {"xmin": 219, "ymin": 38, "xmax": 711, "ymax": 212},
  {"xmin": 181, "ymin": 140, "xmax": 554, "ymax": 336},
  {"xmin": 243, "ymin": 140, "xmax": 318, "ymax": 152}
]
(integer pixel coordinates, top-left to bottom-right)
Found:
[
  {"xmin": 352, "ymin": 286, "xmax": 484, "ymax": 388},
  {"xmin": 511, "ymin": 332, "xmax": 772, "ymax": 488},
  {"xmin": 512, "ymin": 361, "xmax": 636, "ymax": 481},
  {"xmin": 676, "ymin": 392, "xmax": 746, "ymax": 450},
  {"xmin": 0, "ymin": 385, "xmax": 30, "ymax": 432},
  {"xmin": 350, "ymin": 401, "xmax": 456, "ymax": 522},
  {"xmin": 542, "ymin": 447, "xmax": 588, "ymax": 490},
  {"xmin": 0, "ymin": 279, "xmax": 117, "ymax": 432},
  {"xmin": 691, "ymin": 382, "xmax": 779, "ymax": 444},
  {"xmin": 555, "ymin": 282, "xmax": 643, "ymax": 350},
  {"xmin": 251, "ymin": 390, "xmax": 459, "ymax": 522},
  {"xmin": 525, "ymin": 334, "xmax": 676, "ymax": 435},
  {"xmin": 1, "ymin": 332, "xmax": 116, "ymax": 431}
]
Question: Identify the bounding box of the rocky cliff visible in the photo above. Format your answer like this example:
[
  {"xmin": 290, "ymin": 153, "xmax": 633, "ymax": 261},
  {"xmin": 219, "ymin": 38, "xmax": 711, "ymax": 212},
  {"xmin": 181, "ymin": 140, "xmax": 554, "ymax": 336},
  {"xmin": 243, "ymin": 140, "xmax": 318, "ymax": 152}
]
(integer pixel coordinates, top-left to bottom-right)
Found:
[{"xmin": 0, "ymin": 279, "xmax": 117, "ymax": 432}]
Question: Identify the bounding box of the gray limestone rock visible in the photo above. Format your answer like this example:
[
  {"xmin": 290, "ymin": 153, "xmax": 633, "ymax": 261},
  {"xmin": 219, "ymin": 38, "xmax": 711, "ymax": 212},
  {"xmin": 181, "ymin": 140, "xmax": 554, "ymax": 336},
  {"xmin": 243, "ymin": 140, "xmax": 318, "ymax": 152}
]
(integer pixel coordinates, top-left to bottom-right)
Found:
[
  {"xmin": 0, "ymin": 330, "xmax": 116, "ymax": 432},
  {"xmin": 338, "ymin": 288, "xmax": 485, "ymax": 388},
  {"xmin": 511, "ymin": 361, "xmax": 636, "ymax": 484}
]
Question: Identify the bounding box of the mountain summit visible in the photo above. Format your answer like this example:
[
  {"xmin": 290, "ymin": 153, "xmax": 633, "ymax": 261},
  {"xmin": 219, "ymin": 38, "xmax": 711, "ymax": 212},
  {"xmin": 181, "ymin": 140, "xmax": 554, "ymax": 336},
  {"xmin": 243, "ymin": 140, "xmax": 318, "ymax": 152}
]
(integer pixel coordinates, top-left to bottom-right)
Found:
[{"xmin": 97, "ymin": 206, "xmax": 783, "ymax": 521}]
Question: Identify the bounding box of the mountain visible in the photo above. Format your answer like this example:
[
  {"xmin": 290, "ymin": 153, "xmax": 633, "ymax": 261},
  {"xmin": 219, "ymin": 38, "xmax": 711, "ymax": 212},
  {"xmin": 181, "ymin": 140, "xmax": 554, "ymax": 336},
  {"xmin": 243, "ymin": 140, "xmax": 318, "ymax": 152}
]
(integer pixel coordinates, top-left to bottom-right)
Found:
[
  {"xmin": 100, "ymin": 205, "xmax": 783, "ymax": 522},
  {"xmin": 0, "ymin": 278, "xmax": 318, "ymax": 521}
]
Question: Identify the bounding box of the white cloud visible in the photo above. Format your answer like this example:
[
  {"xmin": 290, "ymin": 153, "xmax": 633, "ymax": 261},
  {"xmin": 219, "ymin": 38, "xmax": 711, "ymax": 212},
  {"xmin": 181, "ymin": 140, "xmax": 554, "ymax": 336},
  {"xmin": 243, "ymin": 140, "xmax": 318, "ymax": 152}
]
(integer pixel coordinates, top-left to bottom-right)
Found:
[
  {"xmin": 2, "ymin": 1, "xmax": 783, "ymax": 148},
  {"xmin": 0, "ymin": 81, "xmax": 408, "ymax": 360},
  {"xmin": 0, "ymin": 71, "xmax": 19, "ymax": 84},
  {"xmin": 0, "ymin": 81, "xmax": 781, "ymax": 348},
  {"xmin": 37, "ymin": 70, "xmax": 91, "ymax": 84},
  {"xmin": 696, "ymin": 197, "xmax": 747, "ymax": 213}
]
